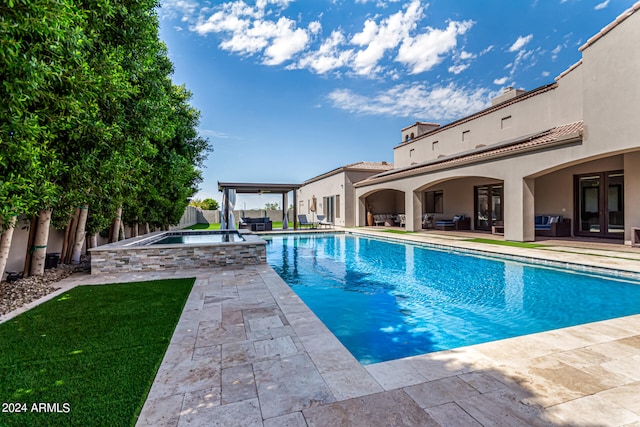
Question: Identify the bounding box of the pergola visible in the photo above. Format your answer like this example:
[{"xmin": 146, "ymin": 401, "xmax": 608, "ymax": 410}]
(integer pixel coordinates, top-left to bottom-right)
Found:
[{"xmin": 217, "ymin": 182, "xmax": 302, "ymax": 230}]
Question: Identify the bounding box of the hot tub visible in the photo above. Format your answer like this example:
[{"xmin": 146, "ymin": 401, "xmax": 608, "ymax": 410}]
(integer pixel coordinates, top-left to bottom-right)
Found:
[{"xmin": 89, "ymin": 229, "xmax": 266, "ymax": 274}]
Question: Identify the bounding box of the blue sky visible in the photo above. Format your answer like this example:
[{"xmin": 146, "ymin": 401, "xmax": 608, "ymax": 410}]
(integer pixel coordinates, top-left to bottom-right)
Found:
[{"xmin": 158, "ymin": 0, "xmax": 635, "ymax": 209}]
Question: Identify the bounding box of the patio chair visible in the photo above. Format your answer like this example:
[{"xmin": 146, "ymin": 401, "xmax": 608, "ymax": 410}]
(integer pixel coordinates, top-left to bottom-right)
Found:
[
  {"xmin": 298, "ymin": 214, "xmax": 317, "ymax": 229},
  {"xmin": 316, "ymin": 215, "xmax": 333, "ymax": 228}
]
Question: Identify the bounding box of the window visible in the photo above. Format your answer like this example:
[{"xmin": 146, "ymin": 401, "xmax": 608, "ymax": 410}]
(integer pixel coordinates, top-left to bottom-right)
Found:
[
  {"xmin": 462, "ymin": 130, "xmax": 471, "ymax": 143},
  {"xmin": 336, "ymin": 194, "xmax": 341, "ymax": 218},
  {"xmin": 410, "ymin": 149, "xmax": 415, "ymax": 157},
  {"xmin": 432, "ymin": 141, "xmax": 438, "ymax": 151},
  {"xmin": 425, "ymin": 190, "xmax": 443, "ymax": 213},
  {"xmin": 501, "ymin": 116, "xmax": 512, "ymax": 129}
]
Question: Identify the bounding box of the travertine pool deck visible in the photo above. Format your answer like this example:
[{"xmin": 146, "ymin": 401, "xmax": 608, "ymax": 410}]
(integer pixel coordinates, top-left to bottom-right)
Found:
[{"xmin": 3, "ymin": 232, "xmax": 640, "ymax": 426}]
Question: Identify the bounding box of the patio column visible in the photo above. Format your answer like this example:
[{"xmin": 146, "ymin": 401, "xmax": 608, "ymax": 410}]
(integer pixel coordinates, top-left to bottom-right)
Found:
[
  {"xmin": 504, "ymin": 177, "xmax": 535, "ymax": 242},
  {"xmin": 624, "ymin": 152, "xmax": 640, "ymax": 244},
  {"xmin": 293, "ymin": 190, "xmax": 298, "ymax": 230},
  {"xmin": 407, "ymin": 190, "xmax": 422, "ymax": 232},
  {"xmin": 282, "ymin": 192, "xmax": 289, "ymax": 229}
]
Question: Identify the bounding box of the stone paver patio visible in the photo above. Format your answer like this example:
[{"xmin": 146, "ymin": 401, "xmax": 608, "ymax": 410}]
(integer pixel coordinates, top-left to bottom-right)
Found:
[{"xmin": 3, "ymin": 230, "xmax": 640, "ymax": 426}]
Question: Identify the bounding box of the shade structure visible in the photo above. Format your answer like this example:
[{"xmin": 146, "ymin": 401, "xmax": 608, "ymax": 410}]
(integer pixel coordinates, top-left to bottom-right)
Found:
[{"xmin": 217, "ymin": 182, "xmax": 302, "ymax": 230}]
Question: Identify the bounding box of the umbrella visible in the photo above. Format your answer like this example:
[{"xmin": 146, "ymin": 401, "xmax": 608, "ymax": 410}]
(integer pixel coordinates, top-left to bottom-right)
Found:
[{"xmin": 310, "ymin": 195, "xmax": 317, "ymax": 222}]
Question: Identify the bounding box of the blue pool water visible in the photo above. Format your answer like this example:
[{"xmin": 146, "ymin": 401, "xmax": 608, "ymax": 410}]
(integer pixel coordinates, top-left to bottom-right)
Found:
[
  {"xmin": 149, "ymin": 231, "xmax": 244, "ymax": 245},
  {"xmin": 265, "ymin": 233, "xmax": 640, "ymax": 364}
]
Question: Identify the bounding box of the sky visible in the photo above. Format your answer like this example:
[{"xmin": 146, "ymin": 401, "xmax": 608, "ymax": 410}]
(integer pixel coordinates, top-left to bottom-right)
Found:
[{"xmin": 158, "ymin": 0, "xmax": 636, "ymax": 209}]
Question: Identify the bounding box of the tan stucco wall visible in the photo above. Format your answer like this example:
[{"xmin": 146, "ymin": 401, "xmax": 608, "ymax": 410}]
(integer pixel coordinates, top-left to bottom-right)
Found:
[
  {"xmin": 393, "ymin": 65, "xmax": 584, "ymax": 170},
  {"xmin": 534, "ymin": 156, "xmax": 624, "ymax": 223},
  {"xmin": 5, "ymin": 218, "xmax": 65, "ymax": 277},
  {"xmin": 582, "ymin": 11, "xmax": 640, "ymax": 159},
  {"xmin": 297, "ymin": 172, "xmax": 346, "ymax": 226}
]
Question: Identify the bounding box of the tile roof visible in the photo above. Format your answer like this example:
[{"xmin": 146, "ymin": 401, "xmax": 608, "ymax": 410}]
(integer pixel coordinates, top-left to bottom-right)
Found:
[
  {"xmin": 357, "ymin": 121, "xmax": 583, "ymax": 187},
  {"xmin": 393, "ymin": 83, "xmax": 558, "ymax": 149},
  {"xmin": 302, "ymin": 161, "xmax": 394, "ymax": 186},
  {"xmin": 580, "ymin": 1, "xmax": 640, "ymax": 52}
]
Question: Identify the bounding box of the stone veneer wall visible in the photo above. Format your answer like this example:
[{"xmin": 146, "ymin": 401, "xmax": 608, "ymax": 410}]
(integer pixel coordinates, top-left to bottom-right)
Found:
[{"xmin": 90, "ymin": 242, "xmax": 266, "ymax": 275}]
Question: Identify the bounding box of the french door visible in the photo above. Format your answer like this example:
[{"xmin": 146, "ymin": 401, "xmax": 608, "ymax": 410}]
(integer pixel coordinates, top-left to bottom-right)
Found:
[
  {"xmin": 474, "ymin": 184, "xmax": 503, "ymax": 231},
  {"xmin": 574, "ymin": 171, "xmax": 624, "ymax": 238}
]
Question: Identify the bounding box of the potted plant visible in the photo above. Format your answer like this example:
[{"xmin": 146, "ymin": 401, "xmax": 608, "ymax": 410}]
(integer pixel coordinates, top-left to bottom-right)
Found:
[{"xmin": 366, "ymin": 203, "xmax": 374, "ymax": 226}]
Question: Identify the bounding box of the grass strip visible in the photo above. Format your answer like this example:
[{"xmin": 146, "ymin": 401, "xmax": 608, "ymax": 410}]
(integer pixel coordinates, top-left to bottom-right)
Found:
[
  {"xmin": 465, "ymin": 238, "xmax": 545, "ymax": 248},
  {"xmin": 381, "ymin": 229, "xmax": 417, "ymax": 234},
  {"xmin": 0, "ymin": 278, "xmax": 194, "ymax": 427}
]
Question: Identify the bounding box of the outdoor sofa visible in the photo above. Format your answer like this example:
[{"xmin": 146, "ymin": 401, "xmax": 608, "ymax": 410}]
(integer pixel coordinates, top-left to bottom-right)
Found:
[
  {"xmin": 534, "ymin": 215, "xmax": 571, "ymax": 237},
  {"xmin": 434, "ymin": 215, "xmax": 471, "ymax": 231},
  {"xmin": 239, "ymin": 217, "xmax": 272, "ymax": 232}
]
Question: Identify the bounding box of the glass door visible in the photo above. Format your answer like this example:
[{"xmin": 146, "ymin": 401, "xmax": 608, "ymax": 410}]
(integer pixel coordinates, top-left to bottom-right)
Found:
[
  {"xmin": 575, "ymin": 171, "xmax": 623, "ymax": 238},
  {"xmin": 475, "ymin": 186, "xmax": 490, "ymax": 230},
  {"xmin": 607, "ymin": 173, "xmax": 624, "ymax": 236},
  {"xmin": 474, "ymin": 184, "xmax": 503, "ymax": 231}
]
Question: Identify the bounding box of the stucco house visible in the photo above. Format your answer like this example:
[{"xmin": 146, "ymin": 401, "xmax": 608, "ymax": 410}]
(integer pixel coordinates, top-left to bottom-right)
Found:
[
  {"xmin": 300, "ymin": 2, "xmax": 640, "ymax": 244},
  {"xmin": 297, "ymin": 162, "xmax": 394, "ymax": 227}
]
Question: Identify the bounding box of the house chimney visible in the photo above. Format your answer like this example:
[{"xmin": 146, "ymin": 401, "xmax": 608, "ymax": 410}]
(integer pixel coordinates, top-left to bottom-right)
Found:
[{"xmin": 491, "ymin": 86, "xmax": 526, "ymax": 106}]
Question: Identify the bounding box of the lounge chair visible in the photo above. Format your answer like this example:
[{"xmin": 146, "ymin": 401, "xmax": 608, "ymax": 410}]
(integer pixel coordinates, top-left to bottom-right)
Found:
[
  {"xmin": 316, "ymin": 215, "xmax": 333, "ymax": 228},
  {"xmin": 298, "ymin": 214, "xmax": 317, "ymax": 229},
  {"xmin": 435, "ymin": 214, "xmax": 471, "ymax": 231}
]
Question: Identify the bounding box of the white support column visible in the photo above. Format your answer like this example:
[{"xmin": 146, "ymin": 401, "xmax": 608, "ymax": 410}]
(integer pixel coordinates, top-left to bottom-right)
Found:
[
  {"xmin": 282, "ymin": 192, "xmax": 289, "ymax": 229},
  {"xmin": 358, "ymin": 196, "xmax": 366, "ymax": 227},
  {"xmin": 504, "ymin": 177, "xmax": 535, "ymax": 242},
  {"xmin": 405, "ymin": 190, "xmax": 420, "ymax": 232},
  {"xmin": 624, "ymin": 152, "xmax": 640, "ymax": 245}
]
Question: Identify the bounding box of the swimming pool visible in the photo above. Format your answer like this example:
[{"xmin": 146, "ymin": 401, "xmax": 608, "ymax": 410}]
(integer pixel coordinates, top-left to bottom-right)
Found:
[{"xmin": 265, "ymin": 233, "xmax": 640, "ymax": 364}]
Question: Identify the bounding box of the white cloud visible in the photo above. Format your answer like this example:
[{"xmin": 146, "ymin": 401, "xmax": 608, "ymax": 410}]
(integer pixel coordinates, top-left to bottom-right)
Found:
[
  {"xmin": 262, "ymin": 18, "xmax": 310, "ymax": 65},
  {"xmin": 448, "ymin": 63, "xmax": 469, "ymax": 75},
  {"xmin": 594, "ymin": 0, "xmax": 610, "ymax": 10},
  {"xmin": 327, "ymin": 82, "xmax": 497, "ymax": 121},
  {"xmin": 295, "ymin": 30, "xmax": 355, "ymax": 73},
  {"xmin": 350, "ymin": 0, "xmax": 424, "ymax": 75},
  {"xmin": 192, "ymin": 1, "xmax": 311, "ymax": 64},
  {"xmin": 459, "ymin": 50, "xmax": 475, "ymax": 60},
  {"xmin": 480, "ymin": 45, "xmax": 494, "ymax": 55},
  {"xmin": 173, "ymin": 0, "xmax": 476, "ymax": 77},
  {"xmin": 396, "ymin": 20, "xmax": 474, "ymax": 74},
  {"xmin": 541, "ymin": 71, "xmax": 550, "ymax": 77},
  {"xmin": 508, "ymin": 34, "xmax": 533, "ymax": 52},
  {"xmin": 493, "ymin": 77, "xmax": 508, "ymax": 85}
]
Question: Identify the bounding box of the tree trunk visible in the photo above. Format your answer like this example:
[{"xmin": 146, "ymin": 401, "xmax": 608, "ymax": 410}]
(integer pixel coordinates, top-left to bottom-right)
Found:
[
  {"xmin": 119, "ymin": 220, "xmax": 125, "ymax": 240},
  {"xmin": 0, "ymin": 216, "xmax": 17, "ymax": 280},
  {"xmin": 60, "ymin": 217, "xmax": 72, "ymax": 266},
  {"xmin": 144, "ymin": 223, "xmax": 150, "ymax": 234},
  {"xmin": 30, "ymin": 209, "xmax": 52, "ymax": 276},
  {"xmin": 71, "ymin": 206, "xmax": 88, "ymax": 264},
  {"xmin": 110, "ymin": 206, "xmax": 122, "ymax": 243},
  {"xmin": 63, "ymin": 208, "xmax": 80, "ymax": 264},
  {"xmin": 132, "ymin": 223, "xmax": 139, "ymax": 237},
  {"xmin": 22, "ymin": 216, "xmax": 38, "ymax": 277}
]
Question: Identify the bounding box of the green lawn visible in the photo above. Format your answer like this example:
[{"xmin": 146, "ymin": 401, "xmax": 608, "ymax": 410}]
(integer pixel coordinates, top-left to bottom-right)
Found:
[
  {"xmin": 0, "ymin": 278, "xmax": 194, "ymax": 427},
  {"xmin": 381, "ymin": 229, "xmax": 417, "ymax": 234},
  {"xmin": 465, "ymin": 238, "xmax": 545, "ymax": 248}
]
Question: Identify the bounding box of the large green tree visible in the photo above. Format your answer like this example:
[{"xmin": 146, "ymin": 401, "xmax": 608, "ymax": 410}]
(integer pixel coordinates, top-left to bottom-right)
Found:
[{"xmin": 0, "ymin": 0, "xmax": 88, "ymax": 277}]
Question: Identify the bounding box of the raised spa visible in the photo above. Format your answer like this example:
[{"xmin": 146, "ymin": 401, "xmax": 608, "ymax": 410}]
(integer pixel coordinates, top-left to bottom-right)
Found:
[{"xmin": 89, "ymin": 229, "xmax": 265, "ymax": 274}]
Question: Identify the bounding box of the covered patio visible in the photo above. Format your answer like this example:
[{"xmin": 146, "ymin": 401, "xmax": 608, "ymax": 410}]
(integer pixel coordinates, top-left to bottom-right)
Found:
[{"xmin": 218, "ymin": 182, "xmax": 302, "ymax": 230}]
